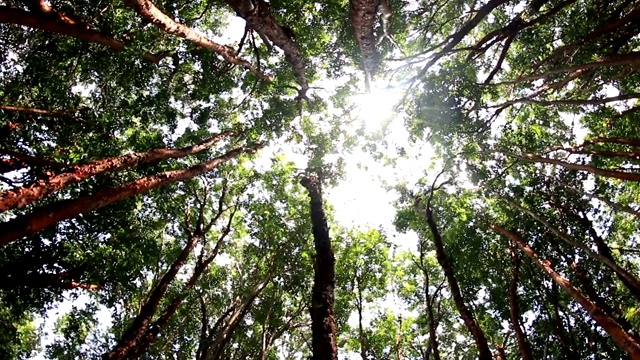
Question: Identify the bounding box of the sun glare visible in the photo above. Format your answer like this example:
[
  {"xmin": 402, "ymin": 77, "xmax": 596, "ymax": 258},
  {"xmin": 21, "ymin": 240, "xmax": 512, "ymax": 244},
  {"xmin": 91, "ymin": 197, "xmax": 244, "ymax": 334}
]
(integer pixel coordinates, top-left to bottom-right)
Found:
[{"xmin": 352, "ymin": 84, "xmax": 401, "ymax": 130}]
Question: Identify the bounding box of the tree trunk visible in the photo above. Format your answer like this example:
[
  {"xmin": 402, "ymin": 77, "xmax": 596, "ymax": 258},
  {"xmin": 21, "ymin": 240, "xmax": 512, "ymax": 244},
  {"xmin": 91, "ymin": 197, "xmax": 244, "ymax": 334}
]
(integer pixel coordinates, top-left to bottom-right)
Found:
[
  {"xmin": 419, "ymin": 247, "xmax": 442, "ymax": 360},
  {"xmin": 395, "ymin": 316, "xmax": 404, "ymax": 360},
  {"xmin": 124, "ymin": 0, "xmax": 267, "ymax": 79},
  {"xmin": 356, "ymin": 282, "xmax": 367, "ymax": 360},
  {"xmin": 543, "ymin": 222, "xmax": 639, "ymax": 339},
  {"xmin": 507, "ymin": 246, "xmax": 533, "ymax": 360},
  {"xmin": 422, "ymin": 202, "xmax": 492, "ymax": 360},
  {"xmin": 349, "ymin": 0, "xmax": 380, "ymax": 92},
  {"xmin": 203, "ymin": 277, "xmax": 271, "ymax": 360},
  {"xmin": 0, "ymin": 144, "xmax": 261, "ymax": 247},
  {"xmin": 107, "ymin": 205, "xmax": 234, "ymax": 360},
  {"xmin": 491, "ymin": 224, "xmax": 640, "ymax": 358},
  {"xmin": 504, "ymin": 199, "xmax": 640, "ymax": 301},
  {"xmin": 224, "ymin": 0, "xmax": 309, "ymax": 97},
  {"xmin": 0, "ymin": 130, "xmax": 235, "ymax": 212},
  {"xmin": 103, "ymin": 233, "xmax": 200, "ymax": 360},
  {"xmin": 0, "ymin": 6, "xmax": 163, "ymax": 62},
  {"xmin": 300, "ymin": 173, "xmax": 338, "ymax": 360},
  {"xmin": 513, "ymin": 152, "xmax": 640, "ymax": 181}
]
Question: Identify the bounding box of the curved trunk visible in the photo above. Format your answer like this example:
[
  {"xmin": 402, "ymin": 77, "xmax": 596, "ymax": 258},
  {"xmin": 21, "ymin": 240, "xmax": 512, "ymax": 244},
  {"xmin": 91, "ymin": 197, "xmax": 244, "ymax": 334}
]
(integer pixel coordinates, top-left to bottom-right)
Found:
[
  {"xmin": 124, "ymin": 0, "xmax": 267, "ymax": 79},
  {"xmin": 504, "ymin": 199, "xmax": 640, "ymax": 301},
  {"xmin": 224, "ymin": 0, "xmax": 309, "ymax": 96},
  {"xmin": 301, "ymin": 174, "xmax": 338, "ymax": 360},
  {"xmin": 103, "ymin": 233, "xmax": 200, "ymax": 360}
]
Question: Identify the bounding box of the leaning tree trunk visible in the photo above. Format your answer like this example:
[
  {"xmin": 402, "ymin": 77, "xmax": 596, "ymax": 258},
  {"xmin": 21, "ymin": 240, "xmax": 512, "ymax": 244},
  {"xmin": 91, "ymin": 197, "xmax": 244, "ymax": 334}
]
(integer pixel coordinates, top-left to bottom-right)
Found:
[
  {"xmin": 300, "ymin": 173, "xmax": 338, "ymax": 360},
  {"xmin": 421, "ymin": 200, "xmax": 493, "ymax": 360},
  {"xmin": 491, "ymin": 224, "xmax": 640, "ymax": 358},
  {"xmin": 0, "ymin": 144, "xmax": 261, "ymax": 247},
  {"xmin": 0, "ymin": 130, "xmax": 235, "ymax": 212},
  {"xmin": 0, "ymin": 5, "xmax": 164, "ymax": 62}
]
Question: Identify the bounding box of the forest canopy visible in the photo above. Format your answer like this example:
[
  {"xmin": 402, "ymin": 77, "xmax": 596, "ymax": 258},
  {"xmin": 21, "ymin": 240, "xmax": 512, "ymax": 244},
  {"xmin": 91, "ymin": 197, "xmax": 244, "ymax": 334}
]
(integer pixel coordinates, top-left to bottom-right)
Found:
[{"xmin": 1, "ymin": 0, "xmax": 640, "ymax": 359}]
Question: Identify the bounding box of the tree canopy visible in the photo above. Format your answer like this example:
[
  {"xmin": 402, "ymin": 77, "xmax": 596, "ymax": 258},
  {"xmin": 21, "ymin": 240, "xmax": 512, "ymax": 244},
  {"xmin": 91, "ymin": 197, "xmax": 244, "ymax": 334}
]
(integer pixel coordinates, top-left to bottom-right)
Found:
[{"xmin": 2, "ymin": 0, "xmax": 640, "ymax": 358}]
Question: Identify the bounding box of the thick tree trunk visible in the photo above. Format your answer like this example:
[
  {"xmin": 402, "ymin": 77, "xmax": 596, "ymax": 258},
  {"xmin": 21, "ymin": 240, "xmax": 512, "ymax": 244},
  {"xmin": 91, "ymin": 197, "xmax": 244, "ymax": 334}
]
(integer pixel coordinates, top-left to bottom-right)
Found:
[
  {"xmin": 507, "ymin": 246, "xmax": 533, "ymax": 360},
  {"xmin": 422, "ymin": 203, "xmax": 493, "ymax": 360},
  {"xmin": 349, "ymin": 0, "xmax": 380, "ymax": 92},
  {"xmin": 300, "ymin": 174, "xmax": 338, "ymax": 360},
  {"xmin": 0, "ymin": 130, "xmax": 235, "ymax": 212},
  {"xmin": 491, "ymin": 224, "xmax": 640, "ymax": 358},
  {"xmin": 0, "ymin": 6, "xmax": 163, "ymax": 62},
  {"xmin": 0, "ymin": 144, "xmax": 260, "ymax": 247},
  {"xmin": 225, "ymin": 0, "xmax": 309, "ymax": 97}
]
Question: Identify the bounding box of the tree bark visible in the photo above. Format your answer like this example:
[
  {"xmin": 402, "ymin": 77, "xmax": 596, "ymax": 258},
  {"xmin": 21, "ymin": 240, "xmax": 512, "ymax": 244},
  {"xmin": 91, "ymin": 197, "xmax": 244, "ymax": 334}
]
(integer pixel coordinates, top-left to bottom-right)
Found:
[
  {"xmin": 551, "ymin": 241, "xmax": 638, "ymax": 339},
  {"xmin": 355, "ymin": 280, "xmax": 368, "ymax": 360},
  {"xmin": 0, "ymin": 105, "xmax": 77, "ymax": 116},
  {"xmin": 504, "ymin": 198, "xmax": 640, "ymax": 300},
  {"xmin": 0, "ymin": 144, "xmax": 261, "ymax": 247},
  {"xmin": 0, "ymin": 6, "xmax": 164, "ymax": 62},
  {"xmin": 300, "ymin": 173, "xmax": 338, "ymax": 360},
  {"xmin": 203, "ymin": 278, "xmax": 271, "ymax": 360},
  {"xmin": 349, "ymin": 0, "xmax": 380, "ymax": 92},
  {"xmin": 124, "ymin": 0, "xmax": 268, "ymax": 80},
  {"xmin": 0, "ymin": 130, "xmax": 235, "ymax": 212},
  {"xmin": 106, "ymin": 199, "xmax": 233, "ymax": 360},
  {"xmin": 420, "ymin": 195, "xmax": 492, "ymax": 360},
  {"xmin": 103, "ymin": 233, "xmax": 200, "ymax": 360},
  {"xmin": 507, "ymin": 246, "xmax": 533, "ymax": 360},
  {"xmin": 491, "ymin": 224, "xmax": 640, "ymax": 358},
  {"xmin": 419, "ymin": 242, "xmax": 442, "ymax": 360},
  {"xmin": 225, "ymin": 0, "xmax": 309, "ymax": 97}
]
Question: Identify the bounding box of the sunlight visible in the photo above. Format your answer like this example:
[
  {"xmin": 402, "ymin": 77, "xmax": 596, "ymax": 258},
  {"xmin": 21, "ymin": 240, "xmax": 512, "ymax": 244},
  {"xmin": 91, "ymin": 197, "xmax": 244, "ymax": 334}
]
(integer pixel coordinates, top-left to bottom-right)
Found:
[{"xmin": 352, "ymin": 84, "xmax": 401, "ymax": 130}]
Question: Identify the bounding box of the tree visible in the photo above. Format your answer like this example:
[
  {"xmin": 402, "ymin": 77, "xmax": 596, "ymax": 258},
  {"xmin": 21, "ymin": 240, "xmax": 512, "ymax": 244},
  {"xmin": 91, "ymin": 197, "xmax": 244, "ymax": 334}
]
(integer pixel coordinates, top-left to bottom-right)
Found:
[
  {"xmin": 301, "ymin": 172, "xmax": 339, "ymax": 360},
  {"xmin": 3, "ymin": 0, "xmax": 640, "ymax": 358}
]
